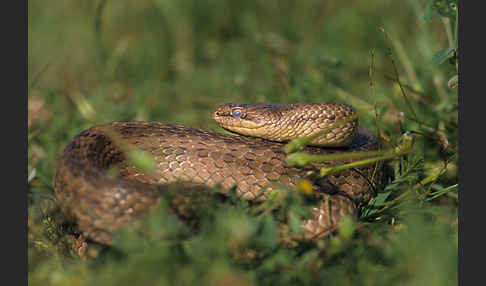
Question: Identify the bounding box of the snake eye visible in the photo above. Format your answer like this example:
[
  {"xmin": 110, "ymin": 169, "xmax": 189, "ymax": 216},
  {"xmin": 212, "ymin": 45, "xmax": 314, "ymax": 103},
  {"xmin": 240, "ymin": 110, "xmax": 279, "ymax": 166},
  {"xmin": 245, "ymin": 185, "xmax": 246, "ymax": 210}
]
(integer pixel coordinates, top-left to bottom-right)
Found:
[{"xmin": 232, "ymin": 109, "xmax": 243, "ymax": 118}]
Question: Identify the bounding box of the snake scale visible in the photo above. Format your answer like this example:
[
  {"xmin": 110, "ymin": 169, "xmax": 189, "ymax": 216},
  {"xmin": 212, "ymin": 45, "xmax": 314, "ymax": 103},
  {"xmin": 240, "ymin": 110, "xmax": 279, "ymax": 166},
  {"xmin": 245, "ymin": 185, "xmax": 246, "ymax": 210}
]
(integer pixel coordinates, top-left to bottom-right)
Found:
[{"xmin": 54, "ymin": 103, "xmax": 389, "ymax": 245}]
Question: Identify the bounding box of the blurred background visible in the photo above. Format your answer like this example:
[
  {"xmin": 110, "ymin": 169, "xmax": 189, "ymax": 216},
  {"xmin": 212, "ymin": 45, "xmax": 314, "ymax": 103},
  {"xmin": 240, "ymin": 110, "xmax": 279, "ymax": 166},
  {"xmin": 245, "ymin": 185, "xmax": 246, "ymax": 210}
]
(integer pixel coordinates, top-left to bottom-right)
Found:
[{"xmin": 28, "ymin": 0, "xmax": 458, "ymax": 285}]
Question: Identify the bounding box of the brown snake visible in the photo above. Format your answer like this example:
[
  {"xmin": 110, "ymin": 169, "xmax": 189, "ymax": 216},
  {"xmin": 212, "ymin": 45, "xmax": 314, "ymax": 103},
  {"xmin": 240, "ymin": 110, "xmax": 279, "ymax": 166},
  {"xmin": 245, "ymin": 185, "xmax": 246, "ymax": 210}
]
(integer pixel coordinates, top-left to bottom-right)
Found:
[{"xmin": 53, "ymin": 103, "xmax": 388, "ymax": 245}]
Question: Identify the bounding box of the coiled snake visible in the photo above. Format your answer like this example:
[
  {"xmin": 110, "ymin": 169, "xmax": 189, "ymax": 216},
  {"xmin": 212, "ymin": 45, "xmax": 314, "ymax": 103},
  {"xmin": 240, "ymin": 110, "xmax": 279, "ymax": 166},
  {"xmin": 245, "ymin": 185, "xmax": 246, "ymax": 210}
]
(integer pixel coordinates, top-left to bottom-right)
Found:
[{"xmin": 54, "ymin": 103, "xmax": 388, "ymax": 244}]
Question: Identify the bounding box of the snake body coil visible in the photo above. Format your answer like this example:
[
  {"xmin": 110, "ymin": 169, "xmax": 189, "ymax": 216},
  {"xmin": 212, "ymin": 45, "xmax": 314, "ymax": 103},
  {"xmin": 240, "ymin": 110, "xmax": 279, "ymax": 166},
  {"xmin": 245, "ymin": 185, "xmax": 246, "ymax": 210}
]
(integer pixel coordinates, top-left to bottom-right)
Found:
[{"xmin": 54, "ymin": 103, "xmax": 388, "ymax": 244}]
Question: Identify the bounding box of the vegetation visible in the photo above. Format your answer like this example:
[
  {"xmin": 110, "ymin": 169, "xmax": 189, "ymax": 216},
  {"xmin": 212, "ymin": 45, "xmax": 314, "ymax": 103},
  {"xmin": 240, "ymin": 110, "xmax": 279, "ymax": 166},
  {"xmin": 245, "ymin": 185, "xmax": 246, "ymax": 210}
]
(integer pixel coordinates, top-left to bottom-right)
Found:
[{"xmin": 28, "ymin": 0, "xmax": 458, "ymax": 285}]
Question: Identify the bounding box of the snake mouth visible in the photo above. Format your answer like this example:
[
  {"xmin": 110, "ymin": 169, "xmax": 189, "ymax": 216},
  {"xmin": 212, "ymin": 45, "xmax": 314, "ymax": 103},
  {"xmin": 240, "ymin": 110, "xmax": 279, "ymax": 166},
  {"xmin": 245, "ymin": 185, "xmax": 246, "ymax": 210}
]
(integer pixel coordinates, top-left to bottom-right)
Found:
[
  {"xmin": 220, "ymin": 126, "xmax": 268, "ymax": 139},
  {"xmin": 213, "ymin": 116, "xmax": 268, "ymax": 137}
]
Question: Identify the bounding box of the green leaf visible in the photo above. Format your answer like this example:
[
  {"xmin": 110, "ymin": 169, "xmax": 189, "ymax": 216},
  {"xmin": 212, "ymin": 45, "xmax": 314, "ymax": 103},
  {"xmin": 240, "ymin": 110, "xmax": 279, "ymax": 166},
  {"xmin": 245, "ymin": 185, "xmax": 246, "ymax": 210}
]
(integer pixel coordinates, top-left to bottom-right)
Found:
[
  {"xmin": 285, "ymin": 152, "xmax": 313, "ymax": 166},
  {"xmin": 447, "ymin": 75, "xmax": 458, "ymax": 89},
  {"xmin": 431, "ymin": 48, "xmax": 455, "ymax": 66},
  {"xmin": 284, "ymin": 137, "xmax": 308, "ymax": 153},
  {"xmin": 425, "ymin": 184, "xmax": 458, "ymax": 201},
  {"xmin": 127, "ymin": 150, "xmax": 157, "ymax": 172},
  {"xmin": 288, "ymin": 211, "xmax": 302, "ymax": 234},
  {"xmin": 423, "ymin": 0, "xmax": 436, "ymax": 22},
  {"xmin": 360, "ymin": 190, "xmax": 393, "ymax": 219},
  {"xmin": 434, "ymin": 0, "xmax": 457, "ymax": 20},
  {"xmin": 338, "ymin": 216, "xmax": 355, "ymax": 241}
]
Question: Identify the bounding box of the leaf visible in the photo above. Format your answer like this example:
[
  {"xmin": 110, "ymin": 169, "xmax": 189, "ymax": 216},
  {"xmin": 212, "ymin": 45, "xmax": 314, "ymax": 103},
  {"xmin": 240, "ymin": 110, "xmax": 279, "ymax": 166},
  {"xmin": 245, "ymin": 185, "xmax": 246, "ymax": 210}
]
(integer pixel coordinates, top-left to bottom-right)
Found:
[
  {"xmin": 338, "ymin": 216, "xmax": 355, "ymax": 241},
  {"xmin": 360, "ymin": 186, "xmax": 394, "ymax": 219},
  {"xmin": 431, "ymin": 48, "xmax": 455, "ymax": 66},
  {"xmin": 127, "ymin": 149, "xmax": 157, "ymax": 172},
  {"xmin": 434, "ymin": 0, "xmax": 457, "ymax": 20},
  {"xmin": 288, "ymin": 211, "xmax": 302, "ymax": 234},
  {"xmin": 425, "ymin": 184, "xmax": 458, "ymax": 201},
  {"xmin": 28, "ymin": 168, "xmax": 37, "ymax": 183},
  {"xmin": 447, "ymin": 75, "xmax": 458, "ymax": 89},
  {"xmin": 284, "ymin": 137, "xmax": 308, "ymax": 153},
  {"xmin": 423, "ymin": 0, "xmax": 436, "ymax": 22}
]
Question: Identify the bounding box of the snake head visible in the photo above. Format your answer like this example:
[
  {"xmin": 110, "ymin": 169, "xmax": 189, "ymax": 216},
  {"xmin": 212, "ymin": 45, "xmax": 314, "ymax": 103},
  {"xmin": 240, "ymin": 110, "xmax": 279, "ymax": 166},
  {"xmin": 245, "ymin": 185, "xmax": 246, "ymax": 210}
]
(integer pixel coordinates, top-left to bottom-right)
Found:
[
  {"xmin": 211, "ymin": 103, "xmax": 276, "ymax": 136},
  {"xmin": 212, "ymin": 102, "xmax": 358, "ymax": 147}
]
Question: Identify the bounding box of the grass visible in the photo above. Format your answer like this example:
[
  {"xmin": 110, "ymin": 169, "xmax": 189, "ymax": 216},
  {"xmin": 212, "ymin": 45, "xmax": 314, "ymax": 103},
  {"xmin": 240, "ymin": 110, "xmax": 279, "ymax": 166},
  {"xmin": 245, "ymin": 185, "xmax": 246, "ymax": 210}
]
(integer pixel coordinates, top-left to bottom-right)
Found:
[{"xmin": 28, "ymin": 0, "xmax": 458, "ymax": 285}]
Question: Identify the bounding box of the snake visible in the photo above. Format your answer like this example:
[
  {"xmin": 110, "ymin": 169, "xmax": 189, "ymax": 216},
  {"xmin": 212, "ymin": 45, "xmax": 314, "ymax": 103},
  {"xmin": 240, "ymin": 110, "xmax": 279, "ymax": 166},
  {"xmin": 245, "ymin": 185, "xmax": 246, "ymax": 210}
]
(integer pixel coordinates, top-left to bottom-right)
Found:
[{"xmin": 53, "ymin": 102, "xmax": 389, "ymax": 245}]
